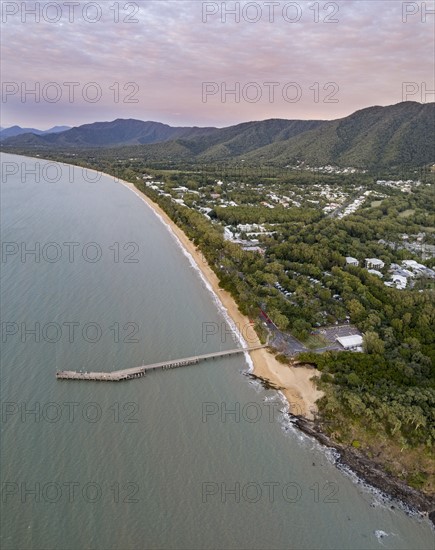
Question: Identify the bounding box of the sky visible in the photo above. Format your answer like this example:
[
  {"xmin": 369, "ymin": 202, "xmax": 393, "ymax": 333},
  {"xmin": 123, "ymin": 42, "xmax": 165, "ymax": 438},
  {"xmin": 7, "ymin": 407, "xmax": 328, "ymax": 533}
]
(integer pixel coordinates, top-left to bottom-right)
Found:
[{"xmin": 1, "ymin": 0, "xmax": 434, "ymax": 129}]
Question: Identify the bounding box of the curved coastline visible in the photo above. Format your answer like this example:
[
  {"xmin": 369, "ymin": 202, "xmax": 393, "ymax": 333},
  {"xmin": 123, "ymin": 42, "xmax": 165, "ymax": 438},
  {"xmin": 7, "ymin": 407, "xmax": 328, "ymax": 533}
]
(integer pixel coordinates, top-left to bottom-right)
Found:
[
  {"xmin": 114, "ymin": 173, "xmax": 323, "ymax": 420},
  {"xmin": 0, "ymin": 152, "xmax": 322, "ymax": 418},
  {"xmin": 3, "ymin": 152, "xmax": 433, "ymax": 525},
  {"xmin": 82, "ymin": 166, "xmax": 435, "ymax": 524}
]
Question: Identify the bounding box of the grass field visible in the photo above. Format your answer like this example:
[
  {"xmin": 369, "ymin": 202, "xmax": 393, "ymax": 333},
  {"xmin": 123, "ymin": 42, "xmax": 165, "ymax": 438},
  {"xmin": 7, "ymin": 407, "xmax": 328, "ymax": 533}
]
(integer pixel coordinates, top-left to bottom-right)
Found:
[{"xmin": 398, "ymin": 209, "xmax": 415, "ymax": 218}]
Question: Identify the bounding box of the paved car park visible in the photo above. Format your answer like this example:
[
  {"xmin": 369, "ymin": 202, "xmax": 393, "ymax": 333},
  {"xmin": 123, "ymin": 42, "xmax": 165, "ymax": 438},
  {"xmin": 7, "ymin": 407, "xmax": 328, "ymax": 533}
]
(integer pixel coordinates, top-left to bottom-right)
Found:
[
  {"xmin": 266, "ymin": 321, "xmax": 363, "ymax": 356},
  {"xmin": 314, "ymin": 325, "xmax": 362, "ymax": 351}
]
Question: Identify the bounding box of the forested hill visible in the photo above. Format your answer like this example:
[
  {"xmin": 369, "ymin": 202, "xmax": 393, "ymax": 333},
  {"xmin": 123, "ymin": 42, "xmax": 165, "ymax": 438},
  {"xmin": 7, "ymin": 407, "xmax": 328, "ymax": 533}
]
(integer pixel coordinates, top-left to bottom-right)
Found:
[
  {"xmin": 242, "ymin": 102, "xmax": 434, "ymax": 168},
  {"xmin": 2, "ymin": 102, "xmax": 434, "ymax": 169},
  {"xmin": 0, "ymin": 119, "xmax": 217, "ymax": 147},
  {"xmin": 0, "ymin": 117, "xmax": 322, "ymax": 151},
  {"xmin": 0, "ymin": 125, "xmax": 71, "ymax": 139}
]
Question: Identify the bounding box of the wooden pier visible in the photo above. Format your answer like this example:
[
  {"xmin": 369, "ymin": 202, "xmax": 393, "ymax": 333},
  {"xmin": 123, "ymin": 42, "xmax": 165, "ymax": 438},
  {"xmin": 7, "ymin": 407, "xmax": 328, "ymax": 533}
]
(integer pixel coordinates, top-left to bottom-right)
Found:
[{"xmin": 56, "ymin": 345, "xmax": 265, "ymax": 382}]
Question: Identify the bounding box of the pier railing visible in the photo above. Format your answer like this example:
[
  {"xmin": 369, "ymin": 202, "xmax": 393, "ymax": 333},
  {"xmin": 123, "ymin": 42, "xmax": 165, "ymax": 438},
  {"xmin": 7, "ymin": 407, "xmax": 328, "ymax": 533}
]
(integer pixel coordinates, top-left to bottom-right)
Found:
[{"xmin": 56, "ymin": 345, "xmax": 266, "ymax": 382}]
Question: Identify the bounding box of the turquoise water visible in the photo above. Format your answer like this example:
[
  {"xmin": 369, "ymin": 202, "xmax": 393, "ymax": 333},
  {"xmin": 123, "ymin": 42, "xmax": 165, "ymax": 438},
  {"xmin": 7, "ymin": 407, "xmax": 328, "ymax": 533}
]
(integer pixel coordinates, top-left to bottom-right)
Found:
[{"xmin": 1, "ymin": 153, "xmax": 433, "ymax": 549}]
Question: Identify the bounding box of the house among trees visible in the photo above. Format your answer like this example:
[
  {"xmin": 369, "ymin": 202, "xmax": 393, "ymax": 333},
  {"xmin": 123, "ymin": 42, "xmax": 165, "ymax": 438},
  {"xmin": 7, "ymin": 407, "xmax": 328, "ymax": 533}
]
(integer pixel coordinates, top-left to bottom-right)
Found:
[
  {"xmin": 368, "ymin": 269, "xmax": 383, "ymax": 278},
  {"xmin": 386, "ymin": 274, "xmax": 407, "ymax": 289},
  {"xmin": 402, "ymin": 259, "xmax": 427, "ymax": 273},
  {"xmin": 241, "ymin": 245, "xmax": 265, "ymax": 255},
  {"xmin": 365, "ymin": 258, "xmax": 385, "ymax": 269},
  {"xmin": 346, "ymin": 256, "xmax": 359, "ymax": 266}
]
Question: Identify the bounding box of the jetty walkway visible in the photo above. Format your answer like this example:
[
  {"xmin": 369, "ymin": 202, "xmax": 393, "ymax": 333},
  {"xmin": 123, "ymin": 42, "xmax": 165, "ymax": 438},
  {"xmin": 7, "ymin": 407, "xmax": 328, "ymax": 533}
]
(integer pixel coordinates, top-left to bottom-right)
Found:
[{"xmin": 56, "ymin": 345, "xmax": 265, "ymax": 381}]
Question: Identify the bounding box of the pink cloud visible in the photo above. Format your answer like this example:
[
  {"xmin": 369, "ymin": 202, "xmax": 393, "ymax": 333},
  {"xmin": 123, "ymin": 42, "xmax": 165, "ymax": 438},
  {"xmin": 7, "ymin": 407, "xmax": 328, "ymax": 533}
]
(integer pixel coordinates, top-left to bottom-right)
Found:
[{"xmin": 1, "ymin": 1, "xmax": 433, "ymax": 128}]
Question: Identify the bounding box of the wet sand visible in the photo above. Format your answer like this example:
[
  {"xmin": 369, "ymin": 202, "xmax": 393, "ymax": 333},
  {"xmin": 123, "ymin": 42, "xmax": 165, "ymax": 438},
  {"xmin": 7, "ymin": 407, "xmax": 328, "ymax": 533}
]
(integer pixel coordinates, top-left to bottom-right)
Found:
[{"xmin": 117, "ymin": 176, "xmax": 323, "ymax": 419}]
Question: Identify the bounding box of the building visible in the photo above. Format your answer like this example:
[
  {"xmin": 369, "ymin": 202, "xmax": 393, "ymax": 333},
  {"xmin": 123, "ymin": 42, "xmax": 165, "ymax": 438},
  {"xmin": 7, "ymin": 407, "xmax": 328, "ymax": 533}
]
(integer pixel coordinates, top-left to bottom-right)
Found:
[
  {"xmin": 395, "ymin": 268, "xmax": 414, "ymax": 278},
  {"xmin": 346, "ymin": 257, "xmax": 359, "ymax": 267},
  {"xmin": 336, "ymin": 335, "xmax": 363, "ymax": 351},
  {"xmin": 223, "ymin": 227, "xmax": 235, "ymax": 241},
  {"xmin": 365, "ymin": 258, "xmax": 385, "ymax": 269},
  {"xmin": 402, "ymin": 260, "xmax": 426, "ymax": 272},
  {"xmin": 367, "ymin": 269, "xmax": 383, "ymax": 278},
  {"xmin": 391, "ymin": 275, "xmax": 407, "ymax": 289},
  {"xmin": 241, "ymin": 245, "xmax": 265, "ymax": 255},
  {"xmin": 400, "ymin": 260, "xmax": 435, "ymax": 279},
  {"xmin": 238, "ymin": 224, "xmax": 255, "ymax": 233}
]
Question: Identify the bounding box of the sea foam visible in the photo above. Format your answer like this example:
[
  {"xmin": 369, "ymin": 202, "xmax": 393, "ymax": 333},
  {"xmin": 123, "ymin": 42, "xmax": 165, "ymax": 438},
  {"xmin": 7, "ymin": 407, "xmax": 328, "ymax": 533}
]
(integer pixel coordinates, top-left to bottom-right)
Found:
[{"xmin": 117, "ymin": 178, "xmax": 254, "ymax": 372}]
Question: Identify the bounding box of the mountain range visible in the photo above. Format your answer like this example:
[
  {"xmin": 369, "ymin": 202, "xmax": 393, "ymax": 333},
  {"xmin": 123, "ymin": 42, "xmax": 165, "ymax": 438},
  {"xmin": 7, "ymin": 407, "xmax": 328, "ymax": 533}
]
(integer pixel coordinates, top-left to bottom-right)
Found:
[
  {"xmin": 1, "ymin": 102, "xmax": 433, "ymax": 169},
  {"xmin": 0, "ymin": 125, "xmax": 71, "ymax": 139}
]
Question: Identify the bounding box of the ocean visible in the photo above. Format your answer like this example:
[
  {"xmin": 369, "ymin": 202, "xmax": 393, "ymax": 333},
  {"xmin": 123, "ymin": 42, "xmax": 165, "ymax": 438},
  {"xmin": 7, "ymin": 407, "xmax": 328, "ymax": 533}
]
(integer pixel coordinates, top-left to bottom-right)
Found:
[{"xmin": 1, "ymin": 153, "xmax": 433, "ymax": 550}]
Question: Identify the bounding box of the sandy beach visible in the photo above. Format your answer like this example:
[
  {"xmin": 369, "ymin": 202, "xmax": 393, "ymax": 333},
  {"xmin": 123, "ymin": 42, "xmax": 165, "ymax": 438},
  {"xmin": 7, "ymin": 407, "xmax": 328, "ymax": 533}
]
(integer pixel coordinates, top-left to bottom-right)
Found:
[
  {"xmin": 117, "ymin": 176, "xmax": 323, "ymax": 420},
  {"xmin": 2, "ymin": 152, "xmax": 322, "ymax": 419}
]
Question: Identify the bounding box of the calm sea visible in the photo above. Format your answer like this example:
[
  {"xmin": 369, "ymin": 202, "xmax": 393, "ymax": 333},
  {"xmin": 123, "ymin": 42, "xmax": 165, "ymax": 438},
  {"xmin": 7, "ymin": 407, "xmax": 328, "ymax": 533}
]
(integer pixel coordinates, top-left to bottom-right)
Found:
[{"xmin": 1, "ymin": 153, "xmax": 433, "ymax": 550}]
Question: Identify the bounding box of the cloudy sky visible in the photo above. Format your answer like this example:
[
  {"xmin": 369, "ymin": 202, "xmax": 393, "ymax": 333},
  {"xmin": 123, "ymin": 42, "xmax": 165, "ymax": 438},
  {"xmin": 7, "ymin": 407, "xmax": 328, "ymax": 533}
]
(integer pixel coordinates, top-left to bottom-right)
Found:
[{"xmin": 1, "ymin": 0, "xmax": 434, "ymax": 128}]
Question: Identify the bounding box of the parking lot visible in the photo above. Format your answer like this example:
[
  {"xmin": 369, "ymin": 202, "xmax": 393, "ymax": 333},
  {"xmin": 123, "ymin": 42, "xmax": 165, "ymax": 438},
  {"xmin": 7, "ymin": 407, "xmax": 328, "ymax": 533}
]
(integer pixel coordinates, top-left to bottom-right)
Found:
[{"xmin": 314, "ymin": 325, "xmax": 362, "ymax": 351}]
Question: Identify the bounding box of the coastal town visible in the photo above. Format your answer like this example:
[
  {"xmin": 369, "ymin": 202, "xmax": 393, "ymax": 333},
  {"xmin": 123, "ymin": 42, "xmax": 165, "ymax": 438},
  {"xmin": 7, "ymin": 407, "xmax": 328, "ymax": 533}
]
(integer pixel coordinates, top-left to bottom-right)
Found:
[
  {"xmin": 2, "ymin": 0, "xmax": 434, "ymax": 546},
  {"xmin": 120, "ymin": 165, "xmax": 433, "ymax": 366}
]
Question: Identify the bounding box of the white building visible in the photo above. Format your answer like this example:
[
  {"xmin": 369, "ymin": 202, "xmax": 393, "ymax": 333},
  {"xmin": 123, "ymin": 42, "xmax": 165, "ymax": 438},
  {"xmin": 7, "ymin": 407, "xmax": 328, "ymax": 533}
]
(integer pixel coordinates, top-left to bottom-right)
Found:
[
  {"xmin": 391, "ymin": 275, "xmax": 407, "ymax": 289},
  {"xmin": 242, "ymin": 245, "xmax": 265, "ymax": 255},
  {"xmin": 238, "ymin": 224, "xmax": 261, "ymax": 233},
  {"xmin": 365, "ymin": 258, "xmax": 385, "ymax": 269},
  {"xmin": 368, "ymin": 269, "xmax": 383, "ymax": 278},
  {"xmin": 402, "ymin": 260, "xmax": 426, "ymax": 272},
  {"xmin": 223, "ymin": 227, "xmax": 234, "ymax": 241},
  {"xmin": 346, "ymin": 257, "xmax": 359, "ymax": 267},
  {"xmin": 337, "ymin": 335, "xmax": 363, "ymax": 350}
]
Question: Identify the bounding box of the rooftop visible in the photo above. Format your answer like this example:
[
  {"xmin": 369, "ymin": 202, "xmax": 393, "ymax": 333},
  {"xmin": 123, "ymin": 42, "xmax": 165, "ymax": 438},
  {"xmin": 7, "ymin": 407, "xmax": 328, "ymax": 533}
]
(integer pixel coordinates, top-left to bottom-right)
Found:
[{"xmin": 337, "ymin": 335, "xmax": 363, "ymax": 349}]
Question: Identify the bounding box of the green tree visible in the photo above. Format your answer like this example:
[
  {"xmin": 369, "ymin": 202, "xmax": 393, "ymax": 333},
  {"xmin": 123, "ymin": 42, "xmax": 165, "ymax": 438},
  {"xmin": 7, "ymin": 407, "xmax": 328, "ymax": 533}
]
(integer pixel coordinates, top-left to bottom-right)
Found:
[{"xmin": 363, "ymin": 331, "xmax": 385, "ymax": 354}]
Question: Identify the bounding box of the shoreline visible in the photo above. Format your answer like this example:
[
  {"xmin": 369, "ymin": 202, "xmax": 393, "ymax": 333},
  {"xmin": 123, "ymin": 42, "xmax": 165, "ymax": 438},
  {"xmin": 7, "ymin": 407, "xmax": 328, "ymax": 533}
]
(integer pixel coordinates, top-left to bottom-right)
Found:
[
  {"xmin": 0, "ymin": 151, "xmax": 322, "ymax": 417},
  {"xmin": 292, "ymin": 416, "xmax": 435, "ymax": 524},
  {"xmin": 121, "ymin": 154, "xmax": 435, "ymax": 524},
  {"xmin": 3, "ymin": 152, "xmax": 433, "ymax": 524},
  {"xmin": 114, "ymin": 175, "xmax": 323, "ymax": 420}
]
